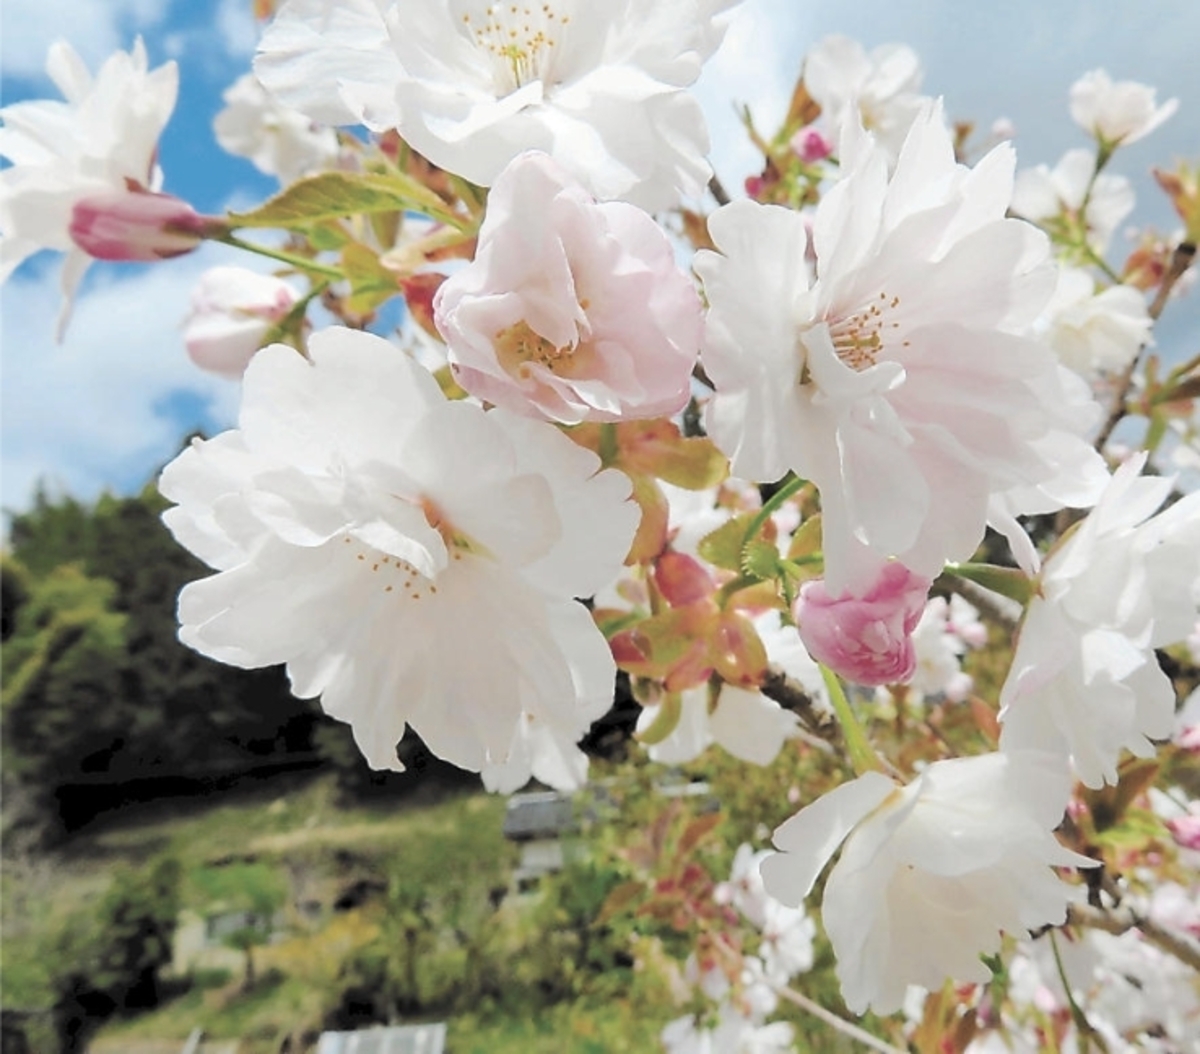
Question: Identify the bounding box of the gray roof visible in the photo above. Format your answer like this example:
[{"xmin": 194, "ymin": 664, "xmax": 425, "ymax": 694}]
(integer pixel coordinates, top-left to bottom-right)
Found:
[
  {"xmin": 501, "ymin": 790, "xmax": 577, "ymax": 841},
  {"xmin": 316, "ymin": 1024, "xmax": 446, "ymax": 1054}
]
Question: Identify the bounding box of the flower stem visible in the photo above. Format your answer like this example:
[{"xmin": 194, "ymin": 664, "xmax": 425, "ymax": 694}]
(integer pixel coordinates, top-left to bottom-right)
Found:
[
  {"xmin": 820, "ymin": 664, "xmax": 885, "ymax": 775},
  {"xmin": 217, "ymin": 233, "xmax": 344, "ymax": 279},
  {"xmin": 744, "ymin": 474, "xmax": 807, "ymax": 546},
  {"xmin": 1093, "ymin": 241, "xmax": 1197, "ymax": 452},
  {"xmin": 944, "ymin": 562, "xmax": 1035, "ymax": 605},
  {"xmin": 1050, "ymin": 931, "xmax": 1110, "ymax": 1054},
  {"xmin": 772, "ymin": 983, "xmax": 906, "ymax": 1054}
]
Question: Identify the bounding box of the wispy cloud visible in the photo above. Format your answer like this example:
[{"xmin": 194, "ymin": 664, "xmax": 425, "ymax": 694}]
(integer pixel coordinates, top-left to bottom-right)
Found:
[
  {"xmin": 1, "ymin": 0, "xmax": 168, "ymax": 82},
  {"xmin": 1, "ymin": 247, "xmax": 249, "ymax": 514}
]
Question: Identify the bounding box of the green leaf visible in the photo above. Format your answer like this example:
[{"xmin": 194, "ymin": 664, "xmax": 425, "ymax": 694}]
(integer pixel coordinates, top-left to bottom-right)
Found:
[
  {"xmin": 741, "ymin": 537, "xmax": 781, "ymax": 580},
  {"xmin": 786, "ymin": 514, "xmax": 822, "ymax": 560},
  {"xmin": 341, "ymin": 243, "xmax": 400, "ymax": 315},
  {"xmin": 229, "ymin": 171, "xmax": 463, "ymax": 230},
  {"xmin": 305, "ymin": 221, "xmax": 350, "ymax": 251},
  {"xmin": 697, "ymin": 515, "xmax": 753, "ymax": 573}
]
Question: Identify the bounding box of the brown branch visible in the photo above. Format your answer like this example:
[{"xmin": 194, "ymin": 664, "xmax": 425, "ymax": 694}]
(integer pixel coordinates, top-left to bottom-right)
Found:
[
  {"xmin": 760, "ymin": 665, "xmax": 841, "ymax": 744},
  {"xmin": 708, "ymin": 174, "xmax": 731, "ymax": 207},
  {"xmin": 1067, "ymin": 901, "xmax": 1200, "ymax": 973},
  {"xmin": 1093, "ymin": 241, "xmax": 1196, "ymax": 453}
]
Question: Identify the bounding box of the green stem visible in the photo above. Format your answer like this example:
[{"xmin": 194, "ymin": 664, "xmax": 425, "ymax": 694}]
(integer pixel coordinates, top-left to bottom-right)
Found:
[
  {"xmin": 218, "ymin": 233, "xmax": 344, "ymax": 279},
  {"xmin": 819, "ymin": 664, "xmax": 885, "ymax": 775},
  {"xmin": 945, "ymin": 562, "xmax": 1035, "ymax": 605},
  {"xmin": 743, "ymin": 474, "xmax": 807, "ymax": 547},
  {"xmin": 1050, "ymin": 931, "xmax": 1109, "ymax": 1054},
  {"xmin": 597, "ymin": 422, "xmax": 619, "ymax": 468}
]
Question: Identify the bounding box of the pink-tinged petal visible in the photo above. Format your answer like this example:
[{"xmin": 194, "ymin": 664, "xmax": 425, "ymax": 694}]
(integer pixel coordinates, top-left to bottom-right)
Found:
[{"xmin": 436, "ymin": 152, "xmax": 700, "ymax": 424}]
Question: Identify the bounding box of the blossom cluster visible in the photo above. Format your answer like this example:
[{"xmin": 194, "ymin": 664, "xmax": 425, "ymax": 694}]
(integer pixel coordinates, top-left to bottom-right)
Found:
[{"xmin": 3, "ymin": 4, "xmax": 1198, "ymax": 1048}]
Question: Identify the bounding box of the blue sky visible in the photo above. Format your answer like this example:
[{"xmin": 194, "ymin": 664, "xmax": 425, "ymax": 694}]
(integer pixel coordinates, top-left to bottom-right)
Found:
[{"xmin": 1, "ymin": 0, "xmax": 1197, "ymax": 515}]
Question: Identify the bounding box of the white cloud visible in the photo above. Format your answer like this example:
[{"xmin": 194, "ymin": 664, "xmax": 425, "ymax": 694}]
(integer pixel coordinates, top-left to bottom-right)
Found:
[
  {"xmin": 217, "ymin": 0, "xmax": 260, "ymax": 58},
  {"xmin": 1, "ymin": 0, "xmax": 168, "ymax": 81},
  {"xmin": 1, "ymin": 246, "xmax": 247, "ymax": 514},
  {"xmin": 695, "ymin": 0, "xmax": 805, "ymax": 195}
]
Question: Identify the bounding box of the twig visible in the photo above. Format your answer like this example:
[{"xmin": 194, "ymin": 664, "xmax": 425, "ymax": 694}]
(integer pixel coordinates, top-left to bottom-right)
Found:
[
  {"xmin": 1093, "ymin": 242, "xmax": 1196, "ymax": 453},
  {"xmin": 1067, "ymin": 901, "xmax": 1200, "ymax": 973},
  {"xmin": 773, "ymin": 984, "xmax": 908, "ymax": 1054},
  {"xmin": 759, "ymin": 666, "xmax": 840, "ymax": 742},
  {"xmin": 708, "ymin": 174, "xmax": 731, "ymax": 207}
]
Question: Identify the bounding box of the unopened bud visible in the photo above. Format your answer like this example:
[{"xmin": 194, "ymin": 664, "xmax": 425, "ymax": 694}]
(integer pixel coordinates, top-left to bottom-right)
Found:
[
  {"xmin": 789, "ymin": 126, "xmax": 833, "ymax": 164},
  {"xmin": 69, "ymin": 191, "xmax": 216, "ymax": 262}
]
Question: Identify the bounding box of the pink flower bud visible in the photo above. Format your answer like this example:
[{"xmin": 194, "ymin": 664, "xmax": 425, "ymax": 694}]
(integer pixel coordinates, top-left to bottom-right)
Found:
[
  {"xmin": 68, "ymin": 191, "xmax": 212, "ymax": 262},
  {"xmin": 184, "ymin": 266, "xmax": 299, "ymax": 378},
  {"xmin": 1166, "ymin": 814, "xmax": 1200, "ymax": 851},
  {"xmin": 653, "ymin": 551, "xmax": 714, "ymax": 608},
  {"xmin": 789, "ymin": 126, "xmax": 833, "ymax": 164},
  {"xmin": 793, "ymin": 563, "xmax": 931, "ymax": 686},
  {"xmin": 1178, "ymin": 725, "xmax": 1200, "ymax": 753}
]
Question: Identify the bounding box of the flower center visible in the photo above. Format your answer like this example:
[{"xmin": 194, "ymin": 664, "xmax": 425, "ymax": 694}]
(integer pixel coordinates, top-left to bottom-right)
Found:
[
  {"xmin": 342, "ymin": 536, "xmax": 440, "ymax": 601},
  {"xmin": 827, "ymin": 292, "xmax": 906, "ymax": 372},
  {"xmin": 494, "ymin": 319, "xmax": 576, "ymax": 378},
  {"xmin": 463, "ymin": 3, "xmax": 570, "ymax": 96}
]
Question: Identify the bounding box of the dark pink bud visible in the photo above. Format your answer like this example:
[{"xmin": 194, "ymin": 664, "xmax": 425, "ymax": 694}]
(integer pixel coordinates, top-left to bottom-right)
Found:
[
  {"xmin": 789, "ymin": 126, "xmax": 833, "ymax": 164},
  {"xmin": 69, "ymin": 191, "xmax": 213, "ymax": 262},
  {"xmin": 793, "ymin": 563, "xmax": 931, "ymax": 686}
]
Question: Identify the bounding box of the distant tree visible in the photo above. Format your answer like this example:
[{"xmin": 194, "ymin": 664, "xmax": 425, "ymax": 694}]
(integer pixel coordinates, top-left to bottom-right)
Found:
[
  {"xmin": 1, "ymin": 564, "xmax": 131, "ymax": 829},
  {"xmin": 192, "ymin": 862, "xmax": 288, "ymax": 990},
  {"xmin": 3, "ymin": 482, "xmax": 322, "ymax": 833},
  {"xmin": 0, "ymin": 555, "xmax": 32, "ymax": 642},
  {"xmin": 51, "ymin": 856, "xmax": 182, "ymax": 1053}
]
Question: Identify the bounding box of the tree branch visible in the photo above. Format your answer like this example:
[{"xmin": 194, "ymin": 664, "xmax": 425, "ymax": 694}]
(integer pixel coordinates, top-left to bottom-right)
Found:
[
  {"xmin": 1067, "ymin": 901, "xmax": 1200, "ymax": 973},
  {"xmin": 1093, "ymin": 242, "xmax": 1196, "ymax": 453}
]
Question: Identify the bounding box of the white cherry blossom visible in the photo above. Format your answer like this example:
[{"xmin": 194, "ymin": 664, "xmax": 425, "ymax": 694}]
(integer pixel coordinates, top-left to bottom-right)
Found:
[
  {"xmin": 1039, "ymin": 265, "xmax": 1152, "ymax": 377},
  {"xmin": 802, "ymin": 35, "xmax": 926, "ymax": 161},
  {"xmin": 1011, "ymin": 148, "xmax": 1134, "ymax": 254},
  {"xmin": 761, "ymin": 751, "xmax": 1092, "ymax": 1015},
  {"xmin": 638, "ymin": 681, "xmax": 799, "ymax": 767},
  {"xmin": 160, "ymin": 327, "xmax": 638, "ymax": 774},
  {"xmin": 214, "ymin": 72, "xmax": 340, "ymax": 183},
  {"xmin": 256, "ymin": 0, "xmax": 739, "ymax": 208},
  {"xmin": 697, "ymin": 103, "xmax": 1106, "ymax": 595},
  {"xmin": 480, "ymin": 710, "xmax": 590, "ymax": 793},
  {"xmin": 0, "ymin": 39, "xmax": 177, "ymax": 331},
  {"xmin": 999, "ymin": 454, "xmax": 1200, "ymax": 787},
  {"xmin": 1069, "ymin": 69, "xmax": 1178, "ymax": 147}
]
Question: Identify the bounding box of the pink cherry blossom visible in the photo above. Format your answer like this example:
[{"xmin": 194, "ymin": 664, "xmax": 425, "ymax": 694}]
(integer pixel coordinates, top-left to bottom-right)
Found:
[
  {"xmin": 793, "ymin": 563, "xmax": 931, "ymax": 686},
  {"xmin": 68, "ymin": 191, "xmax": 210, "ymax": 262},
  {"xmin": 434, "ymin": 151, "xmax": 702, "ymax": 425},
  {"xmin": 1166, "ymin": 814, "xmax": 1200, "ymax": 852}
]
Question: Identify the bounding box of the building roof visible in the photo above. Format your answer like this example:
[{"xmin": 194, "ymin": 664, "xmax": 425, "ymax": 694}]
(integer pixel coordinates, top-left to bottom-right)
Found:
[
  {"xmin": 316, "ymin": 1024, "xmax": 446, "ymax": 1054},
  {"xmin": 501, "ymin": 790, "xmax": 577, "ymax": 841}
]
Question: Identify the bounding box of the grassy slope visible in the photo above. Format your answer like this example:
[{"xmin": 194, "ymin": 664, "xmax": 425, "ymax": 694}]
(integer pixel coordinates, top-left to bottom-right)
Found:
[{"xmin": 3, "ymin": 774, "xmax": 674, "ymax": 1054}]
